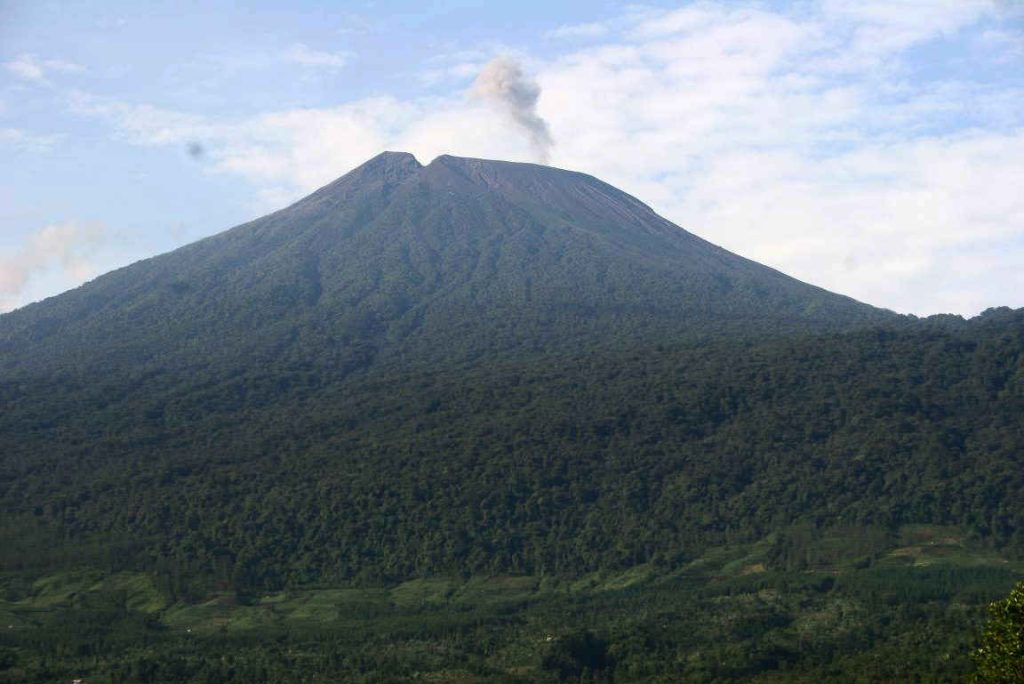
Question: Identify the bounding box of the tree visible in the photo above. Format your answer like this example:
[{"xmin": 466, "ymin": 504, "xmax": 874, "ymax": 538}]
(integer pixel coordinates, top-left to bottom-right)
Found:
[{"xmin": 972, "ymin": 581, "xmax": 1024, "ymax": 683}]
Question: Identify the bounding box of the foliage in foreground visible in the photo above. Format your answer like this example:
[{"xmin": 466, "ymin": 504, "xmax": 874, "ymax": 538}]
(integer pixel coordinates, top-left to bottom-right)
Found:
[{"xmin": 972, "ymin": 581, "xmax": 1024, "ymax": 683}]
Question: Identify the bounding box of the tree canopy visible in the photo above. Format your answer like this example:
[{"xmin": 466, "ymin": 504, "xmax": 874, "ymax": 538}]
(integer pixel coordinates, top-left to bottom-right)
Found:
[{"xmin": 973, "ymin": 581, "xmax": 1024, "ymax": 683}]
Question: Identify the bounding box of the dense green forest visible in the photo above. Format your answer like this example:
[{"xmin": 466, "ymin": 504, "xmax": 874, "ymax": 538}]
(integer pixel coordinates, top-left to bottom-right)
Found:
[
  {"xmin": 1, "ymin": 310, "xmax": 1023, "ymax": 681},
  {"xmin": 3, "ymin": 309, "xmax": 1023, "ymax": 587},
  {"xmin": 1, "ymin": 154, "xmax": 1022, "ymax": 680}
]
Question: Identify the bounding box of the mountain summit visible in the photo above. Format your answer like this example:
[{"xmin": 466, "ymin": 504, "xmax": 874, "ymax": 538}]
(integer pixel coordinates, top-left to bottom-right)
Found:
[{"xmin": 0, "ymin": 152, "xmax": 893, "ymax": 377}]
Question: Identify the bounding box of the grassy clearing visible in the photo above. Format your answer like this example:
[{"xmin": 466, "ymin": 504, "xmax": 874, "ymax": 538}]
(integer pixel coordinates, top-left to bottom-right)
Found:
[
  {"xmin": 2, "ymin": 530, "xmax": 1021, "ymax": 641},
  {"xmin": 390, "ymin": 577, "xmax": 458, "ymax": 607}
]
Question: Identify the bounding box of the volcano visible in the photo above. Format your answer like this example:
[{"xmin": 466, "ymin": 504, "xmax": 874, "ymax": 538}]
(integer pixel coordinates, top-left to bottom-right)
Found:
[
  {"xmin": 0, "ymin": 152, "xmax": 894, "ymax": 378},
  {"xmin": 3, "ymin": 153, "xmax": 1024, "ymax": 683}
]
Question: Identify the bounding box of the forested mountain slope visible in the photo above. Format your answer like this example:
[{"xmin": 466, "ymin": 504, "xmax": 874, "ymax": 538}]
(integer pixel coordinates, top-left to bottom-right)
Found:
[
  {"xmin": 1, "ymin": 305, "xmax": 1022, "ymax": 589},
  {"xmin": 1, "ymin": 153, "xmax": 1022, "ymax": 682}
]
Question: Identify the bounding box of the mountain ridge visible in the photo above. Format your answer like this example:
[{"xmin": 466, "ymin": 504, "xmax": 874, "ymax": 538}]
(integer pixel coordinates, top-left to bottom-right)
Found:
[{"xmin": 0, "ymin": 152, "xmax": 896, "ymax": 378}]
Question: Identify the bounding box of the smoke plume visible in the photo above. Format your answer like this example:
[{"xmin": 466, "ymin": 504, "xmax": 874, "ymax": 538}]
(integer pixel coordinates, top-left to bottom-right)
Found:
[{"xmin": 471, "ymin": 57, "xmax": 553, "ymax": 163}]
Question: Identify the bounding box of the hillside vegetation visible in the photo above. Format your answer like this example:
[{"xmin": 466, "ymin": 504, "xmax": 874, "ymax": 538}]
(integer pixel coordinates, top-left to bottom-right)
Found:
[{"xmin": 1, "ymin": 154, "xmax": 1022, "ymax": 681}]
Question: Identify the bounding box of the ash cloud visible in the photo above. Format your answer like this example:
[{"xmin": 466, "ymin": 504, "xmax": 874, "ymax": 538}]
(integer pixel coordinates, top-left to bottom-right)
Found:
[{"xmin": 471, "ymin": 57, "xmax": 553, "ymax": 163}]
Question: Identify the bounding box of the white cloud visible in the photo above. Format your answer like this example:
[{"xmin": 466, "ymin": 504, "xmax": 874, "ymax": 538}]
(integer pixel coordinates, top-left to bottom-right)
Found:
[
  {"xmin": 282, "ymin": 43, "xmax": 350, "ymax": 70},
  {"xmin": 398, "ymin": 101, "xmax": 541, "ymax": 165},
  {"xmin": 546, "ymin": 22, "xmax": 609, "ymax": 40},
  {"xmin": 821, "ymin": 0, "xmax": 995, "ymax": 58},
  {"xmin": 0, "ymin": 127, "xmax": 63, "ymax": 152},
  {"xmin": 0, "ymin": 222, "xmax": 105, "ymax": 312},
  {"xmin": 664, "ymin": 133, "xmax": 1024, "ymax": 315},
  {"xmin": 217, "ymin": 98, "xmax": 414, "ymax": 205},
  {"xmin": 67, "ymin": 1, "xmax": 1023, "ymax": 315},
  {"xmin": 980, "ymin": 27, "xmax": 1024, "ymax": 62},
  {"xmin": 68, "ymin": 92, "xmax": 211, "ymax": 145},
  {"xmin": 4, "ymin": 53, "xmax": 84, "ymax": 83},
  {"xmin": 419, "ymin": 58, "xmax": 489, "ymax": 87},
  {"xmin": 417, "ymin": 47, "xmax": 523, "ymax": 87}
]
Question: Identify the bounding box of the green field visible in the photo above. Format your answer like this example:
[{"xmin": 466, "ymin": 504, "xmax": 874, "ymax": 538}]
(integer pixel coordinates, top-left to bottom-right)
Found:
[{"xmin": 2, "ymin": 526, "xmax": 1020, "ymax": 683}]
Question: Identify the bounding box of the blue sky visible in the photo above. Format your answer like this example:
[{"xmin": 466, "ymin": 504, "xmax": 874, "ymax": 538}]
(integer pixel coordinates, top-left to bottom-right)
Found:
[{"xmin": 2, "ymin": 0, "xmax": 1023, "ymax": 315}]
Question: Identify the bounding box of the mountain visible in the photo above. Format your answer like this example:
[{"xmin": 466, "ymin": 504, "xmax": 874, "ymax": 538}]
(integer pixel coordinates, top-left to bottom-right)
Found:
[
  {"xmin": 2, "ymin": 153, "xmax": 1023, "ymax": 682},
  {"xmin": 0, "ymin": 152, "xmax": 893, "ymax": 378}
]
